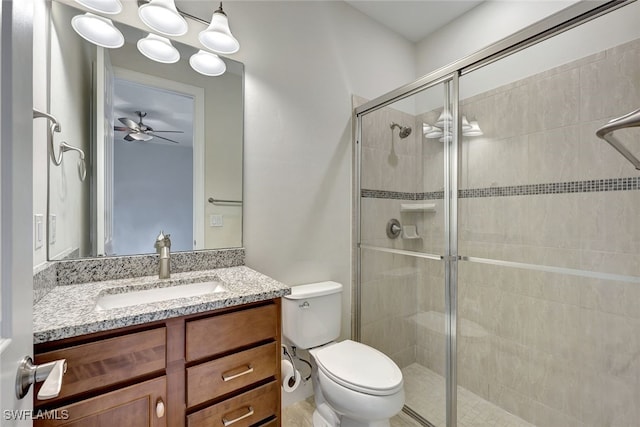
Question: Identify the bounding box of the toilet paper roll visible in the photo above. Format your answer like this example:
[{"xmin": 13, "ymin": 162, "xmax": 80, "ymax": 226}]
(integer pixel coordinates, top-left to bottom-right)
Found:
[{"xmin": 281, "ymin": 360, "xmax": 301, "ymax": 392}]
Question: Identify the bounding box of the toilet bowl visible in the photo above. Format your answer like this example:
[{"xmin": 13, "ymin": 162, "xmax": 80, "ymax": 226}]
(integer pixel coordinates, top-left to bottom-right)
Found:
[
  {"xmin": 282, "ymin": 282, "xmax": 405, "ymax": 427},
  {"xmin": 310, "ymin": 340, "xmax": 404, "ymax": 426}
]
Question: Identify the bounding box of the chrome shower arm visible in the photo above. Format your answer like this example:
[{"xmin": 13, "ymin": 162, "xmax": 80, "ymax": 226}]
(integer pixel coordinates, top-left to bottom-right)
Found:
[{"xmin": 595, "ymin": 108, "xmax": 640, "ymax": 170}]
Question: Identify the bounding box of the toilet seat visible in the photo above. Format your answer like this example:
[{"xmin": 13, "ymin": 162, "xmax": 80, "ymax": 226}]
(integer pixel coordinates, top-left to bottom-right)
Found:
[{"xmin": 312, "ymin": 340, "xmax": 403, "ymax": 396}]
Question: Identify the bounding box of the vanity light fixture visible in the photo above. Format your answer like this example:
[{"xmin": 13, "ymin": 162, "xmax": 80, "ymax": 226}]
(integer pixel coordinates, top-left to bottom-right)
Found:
[
  {"xmin": 199, "ymin": 2, "xmax": 240, "ymax": 55},
  {"xmin": 137, "ymin": 33, "xmax": 180, "ymax": 63},
  {"xmin": 138, "ymin": 0, "xmax": 188, "ymax": 37},
  {"xmin": 71, "ymin": 1, "xmax": 239, "ymax": 76},
  {"xmin": 74, "ymin": 0, "xmax": 122, "ymax": 14},
  {"xmin": 465, "ymin": 119, "xmax": 484, "ymax": 136},
  {"xmin": 189, "ymin": 50, "xmax": 227, "ymax": 76},
  {"xmin": 423, "ymin": 115, "xmax": 483, "ymax": 140},
  {"xmin": 71, "ymin": 13, "xmax": 124, "ymax": 49}
]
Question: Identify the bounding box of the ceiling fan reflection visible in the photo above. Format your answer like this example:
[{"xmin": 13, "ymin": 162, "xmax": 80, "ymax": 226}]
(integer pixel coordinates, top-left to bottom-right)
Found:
[{"xmin": 114, "ymin": 111, "xmax": 183, "ymax": 144}]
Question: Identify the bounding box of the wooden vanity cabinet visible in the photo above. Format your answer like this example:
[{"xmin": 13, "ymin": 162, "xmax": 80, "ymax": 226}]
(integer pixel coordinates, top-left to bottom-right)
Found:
[{"xmin": 34, "ymin": 299, "xmax": 282, "ymax": 427}]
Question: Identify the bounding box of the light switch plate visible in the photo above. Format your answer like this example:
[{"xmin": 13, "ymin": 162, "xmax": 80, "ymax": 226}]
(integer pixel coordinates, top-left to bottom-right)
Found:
[
  {"xmin": 209, "ymin": 214, "xmax": 223, "ymax": 227},
  {"xmin": 34, "ymin": 214, "xmax": 44, "ymax": 249}
]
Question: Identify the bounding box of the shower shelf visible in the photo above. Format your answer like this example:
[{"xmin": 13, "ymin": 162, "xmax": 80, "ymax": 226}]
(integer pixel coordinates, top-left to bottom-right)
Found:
[{"xmin": 400, "ymin": 203, "xmax": 436, "ymax": 213}]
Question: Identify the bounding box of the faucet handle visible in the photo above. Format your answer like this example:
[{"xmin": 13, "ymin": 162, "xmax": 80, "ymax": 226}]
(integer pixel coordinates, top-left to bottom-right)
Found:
[{"xmin": 155, "ymin": 231, "xmax": 166, "ymax": 250}]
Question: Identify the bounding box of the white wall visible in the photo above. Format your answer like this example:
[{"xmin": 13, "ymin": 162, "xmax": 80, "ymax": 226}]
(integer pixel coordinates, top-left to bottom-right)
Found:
[
  {"xmin": 227, "ymin": 1, "xmax": 417, "ymax": 342},
  {"xmin": 113, "ymin": 142, "xmax": 193, "ymax": 255},
  {"xmin": 416, "ymin": 0, "xmax": 579, "ymax": 77},
  {"xmin": 48, "ymin": 2, "xmax": 93, "ymax": 260},
  {"xmin": 33, "ymin": 0, "xmax": 48, "ymax": 268}
]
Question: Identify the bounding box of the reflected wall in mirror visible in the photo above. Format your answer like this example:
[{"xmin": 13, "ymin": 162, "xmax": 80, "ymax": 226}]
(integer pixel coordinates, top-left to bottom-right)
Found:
[{"xmin": 47, "ymin": 1, "xmax": 243, "ymax": 260}]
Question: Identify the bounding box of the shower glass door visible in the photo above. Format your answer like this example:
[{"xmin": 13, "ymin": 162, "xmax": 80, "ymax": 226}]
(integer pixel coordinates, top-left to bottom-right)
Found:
[
  {"xmin": 357, "ymin": 79, "xmax": 457, "ymax": 425},
  {"xmin": 457, "ymin": 4, "xmax": 640, "ymax": 426}
]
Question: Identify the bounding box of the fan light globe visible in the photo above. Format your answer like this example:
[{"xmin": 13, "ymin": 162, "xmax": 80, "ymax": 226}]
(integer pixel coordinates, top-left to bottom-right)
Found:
[
  {"xmin": 199, "ymin": 4, "xmax": 240, "ymax": 54},
  {"xmin": 74, "ymin": 0, "xmax": 122, "ymax": 14},
  {"xmin": 129, "ymin": 133, "xmax": 153, "ymax": 142},
  {"xmin": 137, "ymin": 34, "xmax": 180, "ymax": 64},
  {"xmin": 190, "ymin": 50, "xmax": 227, "ymax": 76},
  {"xmin": 71, "ymin": 13, "xmax": 124, "ymax": 49},
  {"xmin": 138, "ymin": 0, "xmax": 188, "ymax": 36}
]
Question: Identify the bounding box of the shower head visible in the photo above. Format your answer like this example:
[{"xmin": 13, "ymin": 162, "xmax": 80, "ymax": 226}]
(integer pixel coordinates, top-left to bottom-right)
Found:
[{"xmin": 390, "ymin": 122, "xmax": 412, "ymax": 139}]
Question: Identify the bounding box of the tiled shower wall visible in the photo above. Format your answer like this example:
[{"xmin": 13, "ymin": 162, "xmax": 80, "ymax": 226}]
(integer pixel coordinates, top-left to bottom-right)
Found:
[
  {"xmin": 451, "ymin": 37, "xmax": 640, "ymax": 427},
  {"xmin": 358, "ymin": 94, "xmax": 425, "ymax": 368},
  {"xmin": 359, "ymin": 37, "xmax": 640, "ymax": 426}
]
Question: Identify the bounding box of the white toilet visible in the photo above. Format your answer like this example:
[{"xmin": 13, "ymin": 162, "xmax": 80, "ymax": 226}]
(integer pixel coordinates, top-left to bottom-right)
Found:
[{"xmin": 283, "ymin": 281, "xmax": 405, "ymax": 427}]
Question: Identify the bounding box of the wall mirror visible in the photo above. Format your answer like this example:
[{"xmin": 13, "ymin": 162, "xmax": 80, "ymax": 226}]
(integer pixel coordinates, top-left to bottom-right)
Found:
[{"xmin": 46, "ymin": 0, "xmax": 244, "ymax": 260}]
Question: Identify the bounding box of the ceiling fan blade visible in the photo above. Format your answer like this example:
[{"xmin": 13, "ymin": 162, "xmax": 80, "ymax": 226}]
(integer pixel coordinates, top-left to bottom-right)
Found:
[
  {"xmin": 114, "ymin": 126, "xmax": 129, "ymax": 131},
  {"xmin": 118, "ymin": 117, "xmax": 140, "ymax": 130},
  {"xmin": 150, "ymin": 130, "xmax": 185, "ymax": 133},
  {"xmin": 151, "ymin": 134, "xmax": 180, "ymax": 144}
]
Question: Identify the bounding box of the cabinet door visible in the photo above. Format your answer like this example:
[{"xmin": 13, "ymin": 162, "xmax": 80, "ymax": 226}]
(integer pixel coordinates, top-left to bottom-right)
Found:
[{"xmin": 34, "ymin": 377, "xmax": 167, "ymax": 427}]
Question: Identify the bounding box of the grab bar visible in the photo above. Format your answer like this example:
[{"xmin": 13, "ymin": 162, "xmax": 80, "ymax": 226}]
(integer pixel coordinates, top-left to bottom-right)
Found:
[
  {"xmin": 208, "ymin": 197, "xmax": 242, "ymax": 205},
  {"xmin": 33, "ymin": 108, "xmax": 87, "ymax": 181},
  {"xmin": 595, "ymin": 108, "xmax": 640, "ymax": 170}
]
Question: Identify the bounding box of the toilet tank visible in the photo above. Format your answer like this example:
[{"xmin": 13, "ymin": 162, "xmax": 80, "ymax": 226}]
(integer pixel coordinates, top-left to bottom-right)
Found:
[{"xmin": 282, "ymin": 281, "xmax": 342, "ymax": 349}]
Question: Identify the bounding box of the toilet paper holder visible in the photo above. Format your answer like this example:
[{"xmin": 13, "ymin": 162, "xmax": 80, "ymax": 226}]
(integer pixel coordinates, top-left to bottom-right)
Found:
[
  {"xmin": 282, "ymin": 344, "xmax": 312, "ymax": 383},
  {"xmin": 281, "ymin": 344, "xmax": 298, "ymax": 383}
]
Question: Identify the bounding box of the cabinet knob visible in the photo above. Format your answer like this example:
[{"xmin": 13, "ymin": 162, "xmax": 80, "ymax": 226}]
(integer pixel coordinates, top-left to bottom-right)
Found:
[{"xmin": 156, "ymin": 398, "xmax": 165, "ymax": 418}]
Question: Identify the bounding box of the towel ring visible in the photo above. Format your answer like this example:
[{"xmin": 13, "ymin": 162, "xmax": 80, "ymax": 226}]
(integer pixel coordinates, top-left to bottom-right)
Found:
[{"xmin": 33, "ymin": 109, "xmax": 87, "ymax": 181}]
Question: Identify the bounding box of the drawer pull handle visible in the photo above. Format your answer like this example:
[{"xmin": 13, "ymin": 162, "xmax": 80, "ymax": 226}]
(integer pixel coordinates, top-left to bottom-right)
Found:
[
  {"xmin": 222, "ymin": 406, "xmax": 254, "ymax": 426},
  {"xmin": 221, "ymin": 365, "xmax": 254, "ymax": 382},
  {"xmin": 156, "ymin": 398, "xmax": 165, "ymax": 418}
]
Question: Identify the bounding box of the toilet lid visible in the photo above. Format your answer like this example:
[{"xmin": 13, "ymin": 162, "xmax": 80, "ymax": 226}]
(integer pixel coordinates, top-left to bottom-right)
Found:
[{"xmin": 313, "ymin": 340, "xmax": 403, "ymax": 396}]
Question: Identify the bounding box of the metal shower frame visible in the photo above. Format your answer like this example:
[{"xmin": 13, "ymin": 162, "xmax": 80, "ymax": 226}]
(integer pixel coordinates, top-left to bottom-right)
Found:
[{"xmin": 352, "ymin": 1, "xmax": 635, "ymax": 426}]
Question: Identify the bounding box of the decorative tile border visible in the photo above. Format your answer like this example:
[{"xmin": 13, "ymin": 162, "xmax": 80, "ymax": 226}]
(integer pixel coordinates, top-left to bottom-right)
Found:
[
  {"xmin": 362, "ymin": 176, "xmax": 640, "ymax": 201},
  {"xmin": 361, "ymin": 189, "xmax": 418, "ymax": 200},
  {"xmin": 54, "ymin": 248, "xmax": 245, "ymax": 286}
]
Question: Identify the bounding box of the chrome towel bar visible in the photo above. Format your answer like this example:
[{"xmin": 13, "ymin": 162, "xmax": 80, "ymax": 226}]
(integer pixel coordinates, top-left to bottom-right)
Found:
[
  {"xmin": 595, "ymin": 108, "xmax": 640, "ymax": 170},
  {"xmin": 208, "ymin": 197, "xmax": 242, "ymax": 205}
]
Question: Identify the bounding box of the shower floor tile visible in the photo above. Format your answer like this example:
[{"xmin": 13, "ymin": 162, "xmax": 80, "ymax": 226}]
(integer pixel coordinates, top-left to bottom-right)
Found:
[{"xmin": 402, "ymin": 363, "xmax": 534, "ymax": 427}]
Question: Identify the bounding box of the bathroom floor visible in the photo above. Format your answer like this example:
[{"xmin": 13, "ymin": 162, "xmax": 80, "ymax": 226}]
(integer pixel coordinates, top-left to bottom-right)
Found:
[
  {"xmin": 281, "ymin": 363, "xmax": 532, "ymax": 427},
  {"xmin": 282, "ymin": 397, "xmax": 422, "ymax": 426},
  {"xmin": 402, "ymin": 363, "xmax": 533, "ymax": 427}
]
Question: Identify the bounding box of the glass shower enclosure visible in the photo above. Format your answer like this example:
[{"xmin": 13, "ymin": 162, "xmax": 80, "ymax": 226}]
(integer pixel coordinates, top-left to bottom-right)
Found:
[{"xmin": 354, "ymin": 2, "xmax": 640, "ymax": 426}]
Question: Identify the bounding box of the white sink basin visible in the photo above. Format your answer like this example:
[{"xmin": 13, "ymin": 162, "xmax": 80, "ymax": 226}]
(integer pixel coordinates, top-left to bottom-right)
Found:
[{"xmin": 95, "ymin": 281, "xmax": 227, "ymax": 311}]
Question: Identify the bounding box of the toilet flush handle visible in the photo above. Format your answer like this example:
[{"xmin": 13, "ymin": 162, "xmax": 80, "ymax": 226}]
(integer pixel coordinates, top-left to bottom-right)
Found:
[{"xmin": 299, "ymin": 301, "xmax": 310, "ymax": 309}]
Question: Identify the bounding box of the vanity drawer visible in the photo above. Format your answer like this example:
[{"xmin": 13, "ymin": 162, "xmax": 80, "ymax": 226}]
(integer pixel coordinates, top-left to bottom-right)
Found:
[
  {"xmin": 186, "ymin": 380, "xmax": 278, "ymax": 427},
  {"xmin": 186, "ymin": 304, "xmax": 277, "ymax": 362},
  {"xmin": 35, "ymin": 327, "xmax": 166, "ymax": 403},
  {"xmin": 187, "ymin": 341, "xmax": 278, "ymax": 407}
]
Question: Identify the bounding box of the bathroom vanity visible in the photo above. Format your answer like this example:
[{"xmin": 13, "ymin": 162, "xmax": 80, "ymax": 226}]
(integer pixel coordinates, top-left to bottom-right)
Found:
[{"xmin": 32, "ymin": 266, "xmax": 289, "ymax": 427}]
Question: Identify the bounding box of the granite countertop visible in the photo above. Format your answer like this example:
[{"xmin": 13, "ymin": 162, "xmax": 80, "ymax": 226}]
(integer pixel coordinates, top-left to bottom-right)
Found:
[{"xmin": 33, "ymin": 266, "xmax": 290, "ymax": 344}]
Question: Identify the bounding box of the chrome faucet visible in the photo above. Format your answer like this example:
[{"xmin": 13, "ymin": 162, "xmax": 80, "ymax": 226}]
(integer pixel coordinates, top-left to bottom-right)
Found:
[{"xmin": 154, "ymin": 231, "xmax": 171, "ymax": 279}]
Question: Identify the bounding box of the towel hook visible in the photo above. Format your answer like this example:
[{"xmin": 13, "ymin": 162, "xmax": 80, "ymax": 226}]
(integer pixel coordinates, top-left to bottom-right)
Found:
[{"xmin": 33, "ymin": 108, "xmax": 87, "ymax": 181}]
